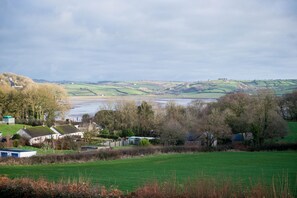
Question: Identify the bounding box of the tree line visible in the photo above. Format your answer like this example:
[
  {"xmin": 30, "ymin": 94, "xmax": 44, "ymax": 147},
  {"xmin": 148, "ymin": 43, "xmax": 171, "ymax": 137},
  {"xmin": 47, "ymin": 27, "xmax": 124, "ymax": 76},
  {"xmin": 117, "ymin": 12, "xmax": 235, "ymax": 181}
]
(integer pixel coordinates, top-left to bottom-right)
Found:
[
  {"xmin": 92, "ymin": 90, "xmax": 297, "ymax": 146},
  {"xmin": 0, "ymin": 83, "xmax": 69, "ymax": 126}
]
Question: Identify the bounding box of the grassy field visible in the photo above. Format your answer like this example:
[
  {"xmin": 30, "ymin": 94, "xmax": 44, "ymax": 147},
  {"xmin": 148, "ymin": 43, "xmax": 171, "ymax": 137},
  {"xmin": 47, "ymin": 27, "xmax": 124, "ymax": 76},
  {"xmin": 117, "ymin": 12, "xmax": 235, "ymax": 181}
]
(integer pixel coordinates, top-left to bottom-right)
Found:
[
  {"xmin": 280, "ymin": 122, "xmax": 297, "ymax": 143},
  {"xmin": 0, "ymin": 124, "xmax": 29, "ymax": 137},
  {"xmin": 0, "ymin": 151, "xmax": 296, "ymax": 192},
  {"xmin": 17, "ymin": 146, "xmax": 77, "ymax": 155},
  {"xmin": 62, "ymin": 80, "xmax": 297, "ymax": 97}
]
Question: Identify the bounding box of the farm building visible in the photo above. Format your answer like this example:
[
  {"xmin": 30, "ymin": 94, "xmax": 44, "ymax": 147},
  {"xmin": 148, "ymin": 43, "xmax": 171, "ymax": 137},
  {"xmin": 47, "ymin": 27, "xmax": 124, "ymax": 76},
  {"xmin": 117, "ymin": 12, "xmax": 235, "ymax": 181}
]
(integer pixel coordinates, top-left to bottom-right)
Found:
[
  {"xmin": 50, "ymin": 125, "xmax": 84, "ymax": 138},
  {"xmin": 17, "ymin": 126, "xmax": 59, "ymax": 145},
  {"xmin": 2, "ymin": 115, "xmax": 15, "ymax": 124},
  {"xmin": 0, "ymin": 148, "xmax": 36, "ymax": 158}
]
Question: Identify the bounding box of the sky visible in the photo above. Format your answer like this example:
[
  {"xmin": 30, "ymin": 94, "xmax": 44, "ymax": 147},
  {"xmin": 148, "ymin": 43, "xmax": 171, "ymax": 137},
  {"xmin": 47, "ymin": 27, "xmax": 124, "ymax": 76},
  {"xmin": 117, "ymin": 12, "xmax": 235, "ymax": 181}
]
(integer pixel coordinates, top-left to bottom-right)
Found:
[{"xmin": 0, "ymin": 0, "xmax": 297, "ymax": 82}]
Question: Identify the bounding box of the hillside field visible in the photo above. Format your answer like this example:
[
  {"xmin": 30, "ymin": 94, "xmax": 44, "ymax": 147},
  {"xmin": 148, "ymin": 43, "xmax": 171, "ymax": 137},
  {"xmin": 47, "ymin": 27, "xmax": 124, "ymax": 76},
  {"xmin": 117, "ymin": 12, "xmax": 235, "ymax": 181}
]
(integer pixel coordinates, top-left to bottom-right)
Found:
[
  {"xmin": 0, "ymin": 151, "xmax": 296, "ymax": 192},
  {"xmin": 61, "ymin": 79, "xmax": 297, "ymax": 98}
]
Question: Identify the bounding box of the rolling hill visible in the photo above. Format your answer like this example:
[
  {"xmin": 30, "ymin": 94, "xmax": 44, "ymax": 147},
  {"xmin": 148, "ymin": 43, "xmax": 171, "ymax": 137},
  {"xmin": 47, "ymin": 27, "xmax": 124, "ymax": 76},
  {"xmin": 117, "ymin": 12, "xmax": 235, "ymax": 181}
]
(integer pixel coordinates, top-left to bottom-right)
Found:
[
  {"xmin": 1, "ymin": 73, "xmax": 296, "ymax": 98},
  {"xmin": 61, "ymin": 79, "xmax": 297, "ymax": 98}
]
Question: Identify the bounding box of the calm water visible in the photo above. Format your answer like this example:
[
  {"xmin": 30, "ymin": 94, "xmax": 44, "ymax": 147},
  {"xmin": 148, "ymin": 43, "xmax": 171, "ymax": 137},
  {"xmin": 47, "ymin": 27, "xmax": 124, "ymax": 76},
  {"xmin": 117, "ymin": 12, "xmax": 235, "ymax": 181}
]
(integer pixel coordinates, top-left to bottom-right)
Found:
[{"xmin": 66, "ymin": 98, "xmax": 216, "ymax": 121}]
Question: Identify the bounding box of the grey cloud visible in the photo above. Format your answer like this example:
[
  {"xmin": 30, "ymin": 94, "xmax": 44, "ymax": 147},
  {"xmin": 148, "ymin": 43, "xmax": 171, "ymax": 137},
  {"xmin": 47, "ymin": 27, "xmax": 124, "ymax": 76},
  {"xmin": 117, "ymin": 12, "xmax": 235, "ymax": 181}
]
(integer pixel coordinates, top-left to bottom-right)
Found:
[{"xmin": 0, "ymin": 0, "xmax": 296, "ymax": 81}]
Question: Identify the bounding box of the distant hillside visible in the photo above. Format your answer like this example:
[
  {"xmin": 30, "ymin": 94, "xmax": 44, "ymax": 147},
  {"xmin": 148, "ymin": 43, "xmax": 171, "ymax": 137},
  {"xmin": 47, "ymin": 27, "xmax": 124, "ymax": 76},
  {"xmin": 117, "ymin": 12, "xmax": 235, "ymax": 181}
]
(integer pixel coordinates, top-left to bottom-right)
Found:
[
  {"xmin": 61, "ymin": 79, "xmax": 297, "ymax": 98},
  {"xmin": 1, "ymin": 73, "xmax": 296, "ymax": 98},
  {"xmin": 0, "ymin": 73, "xmax": 36, "ymax": 90}
]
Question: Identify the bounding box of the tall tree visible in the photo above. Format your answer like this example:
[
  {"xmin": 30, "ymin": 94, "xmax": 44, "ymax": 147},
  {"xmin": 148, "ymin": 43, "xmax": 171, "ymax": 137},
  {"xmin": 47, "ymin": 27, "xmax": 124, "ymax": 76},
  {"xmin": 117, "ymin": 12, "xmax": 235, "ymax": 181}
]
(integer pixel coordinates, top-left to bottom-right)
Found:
[{"xmin": 137, "ymin": 101, "xmax": 154, "ymax": 136}]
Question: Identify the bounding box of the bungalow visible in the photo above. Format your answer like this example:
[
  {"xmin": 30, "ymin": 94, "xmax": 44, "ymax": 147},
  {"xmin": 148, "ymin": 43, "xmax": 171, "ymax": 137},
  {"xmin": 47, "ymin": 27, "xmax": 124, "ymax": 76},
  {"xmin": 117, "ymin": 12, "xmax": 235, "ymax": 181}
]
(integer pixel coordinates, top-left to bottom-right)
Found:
[
  {"xmin": 17, "ymin": 126, "xmax": 59, "ymax": 145},
  {"xmin": 128, "ymin": 136, "xmax": 155, "ymax": 145},
  {"xmin": 50, "ymin": 125, "xmax": 84, "ymax": 138},
  {"xmin": 2, "ymin": 115, "xmax": 15, "ymax": 124},
  {"xmin": 0, "ymin": 148, "xmax": 37, "ymax": 158}
]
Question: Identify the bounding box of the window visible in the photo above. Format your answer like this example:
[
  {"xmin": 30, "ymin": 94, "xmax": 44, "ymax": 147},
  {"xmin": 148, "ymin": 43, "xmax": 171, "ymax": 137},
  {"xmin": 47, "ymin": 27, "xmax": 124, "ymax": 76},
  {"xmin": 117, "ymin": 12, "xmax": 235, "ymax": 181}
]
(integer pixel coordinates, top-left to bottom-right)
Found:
[
  {"xmin": 11, "ymin": 153, "xmax": 19, "ymax": 157},
  {"xmin": 1, "ymin": 152, "xmax": 8, "ymax": 157}
]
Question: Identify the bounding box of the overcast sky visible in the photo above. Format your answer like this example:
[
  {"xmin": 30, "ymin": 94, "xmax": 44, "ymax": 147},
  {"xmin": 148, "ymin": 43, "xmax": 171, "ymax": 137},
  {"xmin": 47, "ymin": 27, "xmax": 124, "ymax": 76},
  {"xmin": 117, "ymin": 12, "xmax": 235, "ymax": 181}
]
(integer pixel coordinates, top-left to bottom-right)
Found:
[{"xmin": 0, "ymin": 0, "xmax": 296, "ymax": 81}]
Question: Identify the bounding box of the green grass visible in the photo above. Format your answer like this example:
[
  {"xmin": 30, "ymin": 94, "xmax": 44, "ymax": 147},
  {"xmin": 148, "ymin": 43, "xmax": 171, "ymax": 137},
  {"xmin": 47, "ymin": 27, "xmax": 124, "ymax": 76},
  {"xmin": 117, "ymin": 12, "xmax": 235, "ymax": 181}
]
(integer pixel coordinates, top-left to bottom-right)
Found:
[
  {"xmin": 280, "ymin": 122, "xmax": 297, "ymax": 143},
  {"xmin": 0, "ymin": 152, "xmax": 296, "ymax": 192},
  {"xmin": 0, "ymin": 124, "xmax": 30, "ymax": 137},
  {"xmin": 17, "ymin": 146, "xmax": 77, "ymax": 155}
]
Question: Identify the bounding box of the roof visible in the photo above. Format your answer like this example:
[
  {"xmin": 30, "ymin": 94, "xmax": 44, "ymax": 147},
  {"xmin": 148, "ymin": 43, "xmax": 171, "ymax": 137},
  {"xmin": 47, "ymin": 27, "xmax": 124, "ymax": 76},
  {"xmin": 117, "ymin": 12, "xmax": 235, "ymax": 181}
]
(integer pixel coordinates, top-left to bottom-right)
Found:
[
  {"xmin": 22, "ymin": 126, "xmax": 55, "ymax": 138},
  {"xmin": 53, "ymin": 125, "xmax": 80, "ymax": 135},
  {"xmin": 3, "ymin": 115, "xmax": 13, "ymax": 118},
  {"xmin": 0, "ymin": 148, "xmax": 36, "ymax": 153}
]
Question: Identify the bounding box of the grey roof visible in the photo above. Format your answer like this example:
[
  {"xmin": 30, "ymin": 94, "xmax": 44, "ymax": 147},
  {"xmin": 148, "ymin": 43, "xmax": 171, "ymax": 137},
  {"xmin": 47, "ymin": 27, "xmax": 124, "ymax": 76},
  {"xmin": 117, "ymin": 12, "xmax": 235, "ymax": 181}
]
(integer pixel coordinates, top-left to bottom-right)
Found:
[
  {"xmin": 22, "ymin": 126, "xmax": 55, "ymax": 138},
  {"xmin": 53, "ymin": 125, "xmax": 80, "ymax": 135}
]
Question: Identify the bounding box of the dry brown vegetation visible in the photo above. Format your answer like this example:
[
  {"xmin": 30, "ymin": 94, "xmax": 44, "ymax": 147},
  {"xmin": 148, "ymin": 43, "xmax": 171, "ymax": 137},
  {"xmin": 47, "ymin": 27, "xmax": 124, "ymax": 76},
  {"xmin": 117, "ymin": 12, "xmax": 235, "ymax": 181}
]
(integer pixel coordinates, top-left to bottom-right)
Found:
[{"xmin": 0, "ymin": 176, "xmax": 294, "ymax": 198}]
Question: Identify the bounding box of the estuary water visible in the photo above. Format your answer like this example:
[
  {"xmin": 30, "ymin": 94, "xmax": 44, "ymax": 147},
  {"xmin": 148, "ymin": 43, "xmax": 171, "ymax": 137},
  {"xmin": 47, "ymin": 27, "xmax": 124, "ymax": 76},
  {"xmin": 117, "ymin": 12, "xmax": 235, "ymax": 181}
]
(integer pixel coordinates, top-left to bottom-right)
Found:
[{"xmin": 66, "ymin": 97, "xmax": 216, "ymax": 121}]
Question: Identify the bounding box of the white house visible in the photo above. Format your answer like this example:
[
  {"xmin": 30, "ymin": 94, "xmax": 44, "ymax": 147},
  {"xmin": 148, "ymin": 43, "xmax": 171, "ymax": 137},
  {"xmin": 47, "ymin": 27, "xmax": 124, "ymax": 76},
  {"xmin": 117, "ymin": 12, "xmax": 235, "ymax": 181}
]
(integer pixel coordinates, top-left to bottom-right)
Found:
[
  {"xmin": 128, "ymin": 136, "xmax": 155, "ymax": 145},
  {"xmin": 2, "ymin": 115, "xmax": 15, "ymax": 124},
  {"xmin": 0, "ymin": 148, "xmax": 37, "ymax": 158},
  {"xmin": 17, "ymin": 126, "xmax": 59, "ymax": 145},
  {"xmin": 50, "ymin": 125, "xmax": 84, "ymax": 138}
]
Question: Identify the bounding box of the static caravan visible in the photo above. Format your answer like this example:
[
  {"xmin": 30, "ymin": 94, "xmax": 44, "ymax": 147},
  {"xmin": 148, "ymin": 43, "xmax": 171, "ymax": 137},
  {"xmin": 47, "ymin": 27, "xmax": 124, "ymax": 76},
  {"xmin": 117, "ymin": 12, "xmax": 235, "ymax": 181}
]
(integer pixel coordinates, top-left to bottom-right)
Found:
[
  {"xmin": 0, "ymin": 148, "xmax": 37, "ymax": 158},
  {"xmin": 2, "ymin": 115, "xmax": 15, "ymax": 124}
]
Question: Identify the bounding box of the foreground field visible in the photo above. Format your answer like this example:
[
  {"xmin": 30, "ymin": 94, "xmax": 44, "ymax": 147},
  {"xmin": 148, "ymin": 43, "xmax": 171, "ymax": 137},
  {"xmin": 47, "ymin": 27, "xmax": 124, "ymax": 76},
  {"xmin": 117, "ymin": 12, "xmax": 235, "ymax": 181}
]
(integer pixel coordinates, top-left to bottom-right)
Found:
[{"xmin": 0, "ymin": 151, "xmax": 296, "ymax": 192}]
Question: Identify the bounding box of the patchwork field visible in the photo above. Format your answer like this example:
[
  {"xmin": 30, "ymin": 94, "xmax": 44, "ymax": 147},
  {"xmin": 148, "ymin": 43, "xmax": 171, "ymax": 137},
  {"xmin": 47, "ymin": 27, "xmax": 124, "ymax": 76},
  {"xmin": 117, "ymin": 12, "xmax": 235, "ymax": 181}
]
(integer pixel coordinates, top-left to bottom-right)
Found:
[
  {"xmin": 61, "ymin": 79, "xmax": 297, "ymax": 98},
  {"xmin": 0, "ymin": 151, "xmax": 296, "ymax": 192}
]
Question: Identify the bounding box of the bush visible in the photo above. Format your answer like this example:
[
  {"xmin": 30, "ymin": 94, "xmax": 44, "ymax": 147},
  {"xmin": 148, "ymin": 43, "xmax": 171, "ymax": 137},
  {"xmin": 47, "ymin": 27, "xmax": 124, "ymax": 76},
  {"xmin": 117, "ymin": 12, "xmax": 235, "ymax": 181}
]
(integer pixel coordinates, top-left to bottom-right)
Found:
[
  {"xmin": 13, "ymin": 140, "xmax": 19, "ymax": 147},
  {"xmin": 149, "ymin": 138, "xmax": 160, "ymax": 145},
  {"xmin": 98, "ymin": 134, "xmax": 119, "ymax": 140},
  {"xmin": 0, "ymin": 176, "xmax": 294, "ymax": 198},
  {"xmin": 11, "ymin": 134, "xmax": 21, "ymax": 140},
  {"xmin": 0, "ymin": 176, "xmax": 122, "ymax": 198},
  {"xmin": 55, "ymin": 136, "xmax": 81, "ymax": 150},
  {"xmin": 120, "ymin": 129, "xmax": 134, "ymax": 137},
  {"xmin": 100, "ymin": 129, "xmax": 109, "ymax": 135},
  {"xmin": 139, "ymin": 138, "xmax": 150, "ymax": 146}
]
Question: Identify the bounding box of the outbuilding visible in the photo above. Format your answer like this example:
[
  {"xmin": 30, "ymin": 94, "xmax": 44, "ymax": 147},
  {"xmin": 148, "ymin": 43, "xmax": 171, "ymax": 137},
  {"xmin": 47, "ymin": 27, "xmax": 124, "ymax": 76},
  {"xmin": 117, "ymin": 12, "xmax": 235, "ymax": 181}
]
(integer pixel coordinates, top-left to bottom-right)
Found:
[
  {"xmin": 2, "ymin": 115, "xmax": 15, "ymax": 124},
  {"xmin": 0, "ymin": 148, "xmax": 37, "ymax": 158}
]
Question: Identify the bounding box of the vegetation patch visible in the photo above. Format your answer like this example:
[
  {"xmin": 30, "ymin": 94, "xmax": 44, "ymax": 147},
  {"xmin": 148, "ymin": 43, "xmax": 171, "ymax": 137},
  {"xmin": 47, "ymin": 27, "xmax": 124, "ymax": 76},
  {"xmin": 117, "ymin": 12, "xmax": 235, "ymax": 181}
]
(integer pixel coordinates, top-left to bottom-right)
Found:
[
  {"xmin": 0, "ymin": 151, "xmax": 296, "ymax": 192},
  {"xmin": 0, "ymin": 124, "xmax": 29, "ymax": 137},
  {"xmin": 0, "ymin": 175, "xmax": 294, "ymax": 198}
]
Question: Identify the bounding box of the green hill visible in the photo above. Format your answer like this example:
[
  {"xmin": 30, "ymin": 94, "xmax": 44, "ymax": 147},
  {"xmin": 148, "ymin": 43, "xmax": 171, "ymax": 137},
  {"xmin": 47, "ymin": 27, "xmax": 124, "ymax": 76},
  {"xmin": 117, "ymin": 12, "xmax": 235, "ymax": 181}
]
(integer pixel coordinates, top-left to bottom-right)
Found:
[{"xmin": 62, "ymin": 79, "xmax": 297, "ymax": 98}]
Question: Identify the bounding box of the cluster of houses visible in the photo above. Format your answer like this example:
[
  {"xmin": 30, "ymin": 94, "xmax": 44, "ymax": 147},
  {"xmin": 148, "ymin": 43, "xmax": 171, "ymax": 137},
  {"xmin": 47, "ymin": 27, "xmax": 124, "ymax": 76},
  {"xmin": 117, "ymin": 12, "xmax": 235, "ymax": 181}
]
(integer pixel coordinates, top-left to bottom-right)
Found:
[{"xmin": 16, "ymin": 125, "xmax": 84, "ymax": 145}]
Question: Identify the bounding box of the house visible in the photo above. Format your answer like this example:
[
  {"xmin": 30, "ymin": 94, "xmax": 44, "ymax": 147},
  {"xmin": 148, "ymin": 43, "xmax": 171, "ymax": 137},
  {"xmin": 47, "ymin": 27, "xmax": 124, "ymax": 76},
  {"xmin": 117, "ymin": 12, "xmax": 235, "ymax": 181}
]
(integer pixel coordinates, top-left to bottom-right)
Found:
[
  {"xmin": 0, "ymin": 148, "xmax": 37, "ymax": 158},
  {"xmin": 128, "ymin": 136, "xmax": 155, "ymax": 145},
  {"xmin": 50, "ymin": 125, "xmax": 84, "ymax": 138},
  {"xmin": 17, "ymin": 126, "xmax": 59, "ymax": 145},
  {"xmin": 2, "ymin": 115, "xmax": 15, "ymax": 124}
]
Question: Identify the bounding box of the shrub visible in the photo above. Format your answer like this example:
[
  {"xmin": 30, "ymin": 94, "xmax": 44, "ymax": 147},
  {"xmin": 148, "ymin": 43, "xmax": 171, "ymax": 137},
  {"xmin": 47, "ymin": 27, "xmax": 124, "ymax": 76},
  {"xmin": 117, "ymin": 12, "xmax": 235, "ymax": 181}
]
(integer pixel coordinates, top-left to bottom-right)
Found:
[
  {"xmin": 12, "ymin": 140, "xmax": 19, "ymax": 147},
  {"xmin": 120, "ymin": 129, "xmax": 135, "ymax": 137},
  {"xmin": 100, "ymin": 129, "xmax": 109, "ymax": 135},
  {"xmin": 98, "ymin": 134, "xmax": 119, "ymax": 140},
  {"xmin": 55, "ymin": 136, "xmax": 81, "ymax": 150},
  {"xmin": 11, "ymin": 134, "xmax": 21, "ymax": 140},
  {"xmin": 139, "ymin": 138, "xmax": 150, "ymax": 146},
  {"xmin": 0, "ymin": 176, "xmax": 294, "ymax": 198}
]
